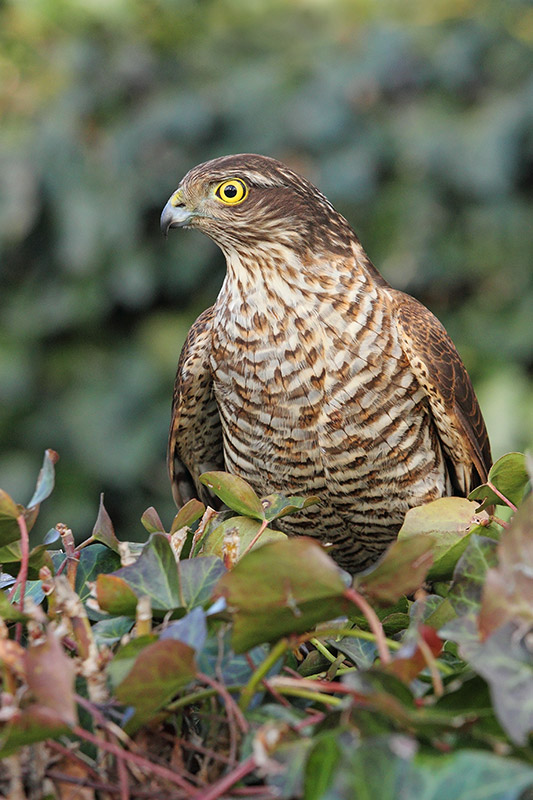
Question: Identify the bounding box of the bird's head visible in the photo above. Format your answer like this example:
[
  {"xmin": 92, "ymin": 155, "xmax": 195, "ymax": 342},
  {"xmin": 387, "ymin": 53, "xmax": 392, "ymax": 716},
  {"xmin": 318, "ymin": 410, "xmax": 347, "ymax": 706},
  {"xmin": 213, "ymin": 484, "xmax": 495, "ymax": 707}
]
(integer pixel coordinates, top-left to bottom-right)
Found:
[{"xmin": 160, "ymin": 153, "xmax": 356, "ymax": 259}]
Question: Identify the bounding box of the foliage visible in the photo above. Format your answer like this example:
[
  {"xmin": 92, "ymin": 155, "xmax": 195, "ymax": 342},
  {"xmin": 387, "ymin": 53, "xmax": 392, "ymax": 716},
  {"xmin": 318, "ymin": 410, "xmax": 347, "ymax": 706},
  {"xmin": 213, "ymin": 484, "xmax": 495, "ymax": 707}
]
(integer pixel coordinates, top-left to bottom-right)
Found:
[
  {"xmin": 1, "ymin": 0, "xmax": 533, "ymax": 540},
  {"xmin": 0, "ymin": 449, "xmax": 532, "ymax": 798}
]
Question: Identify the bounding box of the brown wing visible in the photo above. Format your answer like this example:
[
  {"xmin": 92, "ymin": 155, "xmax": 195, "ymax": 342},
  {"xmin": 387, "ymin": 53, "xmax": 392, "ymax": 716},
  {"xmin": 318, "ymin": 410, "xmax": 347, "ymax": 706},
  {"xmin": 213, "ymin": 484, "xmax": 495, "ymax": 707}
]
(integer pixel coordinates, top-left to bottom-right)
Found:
[
  {"xmin": 391, "ymin": 290, "xmax": 491, "ymax": 493},
  {"xmin": 168, "ymin": 306, "xmax": 224, "ymax": 507}
]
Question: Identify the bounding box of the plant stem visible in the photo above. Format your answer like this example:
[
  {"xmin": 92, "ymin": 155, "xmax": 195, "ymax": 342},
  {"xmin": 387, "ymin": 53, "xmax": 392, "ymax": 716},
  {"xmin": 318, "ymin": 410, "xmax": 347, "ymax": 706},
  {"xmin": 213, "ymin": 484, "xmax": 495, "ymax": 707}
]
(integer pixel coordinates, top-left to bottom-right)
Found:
[
  {"xmin": 310, "ymin": 638, "xmax": 337, "ymax": 663},
  {"xmin": 487, "ymin": 481, "xmax": 518, "ymax": 512},
  {"xmin": 241, "ymin": 518, "xmax": 269, "ymax": 558},
  {"xmin": 343, "ymin": 587, "xmax": 392, "ymax": 664},
  {"xmin": 238, "ymin": 637, "xmax": 289, "ymax": 711}
]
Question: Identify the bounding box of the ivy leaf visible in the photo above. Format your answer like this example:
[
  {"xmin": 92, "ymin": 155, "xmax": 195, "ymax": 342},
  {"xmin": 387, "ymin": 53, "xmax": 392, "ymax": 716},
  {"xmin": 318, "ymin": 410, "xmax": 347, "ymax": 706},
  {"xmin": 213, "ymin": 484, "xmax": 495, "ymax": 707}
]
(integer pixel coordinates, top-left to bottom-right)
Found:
[
  {"xmin": 469, "ymin": 452, "xmax": 529, "ymax": 511},
  {"xmin": 97, "ymin": 534, "xmax": 183, "ymax": 615},
  {"xmin": 179, "ymin": 556, "xmax": 226, "ymax": 610},
  {"xmin": 161, "ymin": 606, "xmax": 208, "ymax": 652},
  {"xmin": 479, "ymin": 495, "xmax": 533, "ymax": 638},
  {"xmin": 170, "ymin": 498, "xmax": 205, "ymax": 533},
  {"xmin": 113, "ymin": 638, "xmax": 196, "ymax": 733},
  {"xmin": 27, "ymin": 449, "xmax": 59, "ymax": 509},
  {"xmin": 357, "ymin": 535, "xmax": 433, "ymax": 604},
  {"xmin": 75, "ymin": 543, "xmax": 122, "ymax": 618},
  {"xmin": 201, "ymin": 516, "xmax": 286, "ymax": 559},
  {"xmin": 0, "ymin": 489, "xmax": 22, "ymax": 547},
  {"xmin": 141, "ymin": 506, "xmax": 166, "ymax": 534},
  {"xmin": 261, "ymin": 493, "xmax": 321, "ymax": 522},
  {"xmin": 447, "ymin": 535, "xmax": 499, "ymax": 619},
  {"xmin": 398, "ymin": 497, "xmax": 488, "ymax": 580},
  {"xmin": 215, "ymin": 538, "xmax": 348, "ymax": 653},
  {"xmin": 91, "ymin": 494, "xmax": 120, "ymax": 552},
  {"xmin": 24, "ymin": 629, "xmax": 76, "ymax": 725},
  {"xmin": 466, "ymin": 621, "xmax": 533, "ymax": 745},
  {"xmin": 91, "ymin": 616, "xmax": 134, "ymax": 646},
  {"xmin": 199, "ymin": 471, "xmax": 265, "ymax": 520}
]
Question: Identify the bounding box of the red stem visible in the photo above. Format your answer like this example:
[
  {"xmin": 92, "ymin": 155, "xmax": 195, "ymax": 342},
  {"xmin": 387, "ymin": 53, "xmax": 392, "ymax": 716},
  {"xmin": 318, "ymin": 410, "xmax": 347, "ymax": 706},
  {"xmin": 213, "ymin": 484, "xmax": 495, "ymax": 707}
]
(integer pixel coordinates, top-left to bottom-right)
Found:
[
  {"xmin": 241, "ymin": 519, "xmax": 268, "ymax": 557},
  {"xmin": 343, "ymin": 586, "xmax": 391, "ymax": 664},
  {"xmin": 487, "ymin": 481, "xmax": 518, "ymax": 512}
]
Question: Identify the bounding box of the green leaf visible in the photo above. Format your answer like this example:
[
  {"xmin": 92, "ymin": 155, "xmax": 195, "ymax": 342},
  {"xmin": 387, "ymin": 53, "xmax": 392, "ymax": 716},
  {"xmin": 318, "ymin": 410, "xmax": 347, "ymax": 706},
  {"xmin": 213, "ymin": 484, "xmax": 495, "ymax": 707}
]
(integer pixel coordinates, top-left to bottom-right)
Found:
[
  {"xmin": 75, "ymin": 543, "xmax": 122, "ymax": 618},
  {"xmin": 447, "ymin": 535, "xmax": 499, "ymax": 618},
  {"xmin": 141, "ymin": 506, "xmax": 166, "ymax": 534},
  {"xmin": 0, "ymin": 489, "xmax": 22, "ymax": 547},
  {"xmin": 199, "ymin": 471, "xmax": 265, "ymax": 519},
  {"xmin": 357, "ymin": 535, "xmax": 434, "ymax": 604},
  {"xmin": 114, "ymin": 638, "xmax": 196, "ymax": 733},
  {"xmin": 215, "ymin": 538, "xmax": 348, "ymax": 653},
  {"xmin": 161, "ymin": 606, "xmax": 207, "ymax": 652},
  {"xmin": 27, "ymin": 449, "xmax": 59, "ymax": 508},
  {"xmin": 465, "ymin": 621, "xmax": 533, "ymax": 746},
  {"xmin": 304, "ymin": 731, "xmax": 341, "ymax": 800},
  {"xmin": 96, "ymin": 575, "xmax": 140, "ymax": 616},
  {"xmin": 469, "ymin": 452, "xmax": 529, "ymax": 511},
  {"xmin": 398, "ymin": 497, "xmax": 485, "ymax": 580},
  {"xmin": 0, "ymin": 590, "xmax": 29, "ymax": 621},
  {"xmin": 333, "ymin": 737, "xmax": 533, "ymax": 800},
  {"xmin": 97, "ymin": 534, "xmax": 183, "ymax": 614},
  {"xmin": 91, "ymin": 616, "xmax": 134, "ymax": 646},
  {"xmin": 0, "ymin": 706, "xmax": 70, "ymax": 759},
  {"xmin": 261, "ymin": 493, "xmax": 321, "ymax": 522},
  {"xmin": 91, "ymin": 494, "xmax": 120, "ymax": 552},
  {"xmin": 201, "ymin": 516, "xmax": 286, "ymax": 559},
  {"xmin": 170, "ymin": 498, "xmax": 205, "ymax": 533},
  {"xmin": 479, "ymin": 495, "xmax": 533, "ymax": 638},
  {"xmin": 179, "ymin": 556, "xmax": 226, "ymax": 610}
]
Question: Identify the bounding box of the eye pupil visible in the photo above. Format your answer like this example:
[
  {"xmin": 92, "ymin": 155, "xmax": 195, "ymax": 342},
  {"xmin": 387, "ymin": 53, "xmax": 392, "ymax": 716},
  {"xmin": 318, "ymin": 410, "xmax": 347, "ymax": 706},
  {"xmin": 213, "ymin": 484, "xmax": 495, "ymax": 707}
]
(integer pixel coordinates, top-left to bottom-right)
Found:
[{"xmin": 223, "ymin": 184, "xmax": 238, "ymax": 198}]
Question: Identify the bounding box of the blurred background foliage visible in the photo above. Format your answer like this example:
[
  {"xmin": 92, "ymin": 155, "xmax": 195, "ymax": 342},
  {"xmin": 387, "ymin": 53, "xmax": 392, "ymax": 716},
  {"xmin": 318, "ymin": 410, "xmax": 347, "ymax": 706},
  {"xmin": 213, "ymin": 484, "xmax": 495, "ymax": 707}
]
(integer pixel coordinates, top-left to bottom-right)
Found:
[{"xmin": 1, "ymin": 0, "xmax": 532, "ymax": 540}]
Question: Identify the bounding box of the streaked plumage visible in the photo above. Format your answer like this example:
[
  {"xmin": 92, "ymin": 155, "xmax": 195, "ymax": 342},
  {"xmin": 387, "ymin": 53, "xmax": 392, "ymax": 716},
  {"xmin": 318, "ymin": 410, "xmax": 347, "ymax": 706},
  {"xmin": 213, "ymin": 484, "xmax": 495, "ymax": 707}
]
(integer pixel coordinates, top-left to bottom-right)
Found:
[{"xmin": 161, "ymin": 154, "xmax": 491, "ymax": 572}]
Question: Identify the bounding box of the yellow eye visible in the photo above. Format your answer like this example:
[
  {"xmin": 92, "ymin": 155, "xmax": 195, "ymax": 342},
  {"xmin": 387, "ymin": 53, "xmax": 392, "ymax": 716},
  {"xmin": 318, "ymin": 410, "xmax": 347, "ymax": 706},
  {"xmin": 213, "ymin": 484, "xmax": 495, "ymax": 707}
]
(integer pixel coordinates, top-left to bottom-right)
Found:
[{"xmin": 215, "ymin": 178, "xmax": 248, "ymax": 205}]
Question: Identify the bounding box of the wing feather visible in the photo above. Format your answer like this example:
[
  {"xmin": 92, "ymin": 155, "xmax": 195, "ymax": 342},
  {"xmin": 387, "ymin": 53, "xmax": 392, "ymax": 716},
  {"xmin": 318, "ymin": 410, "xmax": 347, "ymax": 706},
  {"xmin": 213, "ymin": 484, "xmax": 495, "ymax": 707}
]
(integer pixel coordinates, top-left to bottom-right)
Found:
[
  {"xmin": 167, "ymin": 306, "xmax": 224, "ymax": 507},
  {"xmin": 391, "ymin": 290, "xmax": 491, "ymax": 493}
]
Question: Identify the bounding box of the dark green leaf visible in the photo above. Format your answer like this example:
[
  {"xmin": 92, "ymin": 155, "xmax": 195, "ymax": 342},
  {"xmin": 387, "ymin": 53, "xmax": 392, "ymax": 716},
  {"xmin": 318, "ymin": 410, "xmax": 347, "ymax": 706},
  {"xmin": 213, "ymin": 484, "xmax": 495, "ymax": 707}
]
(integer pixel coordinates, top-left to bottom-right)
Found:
[
  {"xmin": 200, "ymin": 471, "xmax": 265, "ymax": 519},
  {"xmin": 179, "ymin": 556, "xmax": 226, "ymax": 610},
  {"xmin": 160, "ymin": 606, "xmax": 207, "ymax": 652},
  {"xmin": 75, "ymin": 543, "xmax": 122, "ymax": 618},
  {"xmin": 216, "ymin": 538, "xmax": 348, "ymax": 652},
  {"xmin": 91, "ymin": 616, "xmax": 134, "ymax": 646},
  {"xmin": 97, "ymin": 534, "xmax": 183, "ymax": 613}
]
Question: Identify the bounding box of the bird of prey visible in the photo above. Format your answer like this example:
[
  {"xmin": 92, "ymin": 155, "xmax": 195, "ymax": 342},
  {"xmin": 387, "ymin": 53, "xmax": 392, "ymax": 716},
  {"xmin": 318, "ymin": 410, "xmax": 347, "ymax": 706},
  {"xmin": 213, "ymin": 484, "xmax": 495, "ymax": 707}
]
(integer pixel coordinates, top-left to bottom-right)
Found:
[{"xmin": 161, "ymin": 154, "xmax": 491, "ymax": 572}]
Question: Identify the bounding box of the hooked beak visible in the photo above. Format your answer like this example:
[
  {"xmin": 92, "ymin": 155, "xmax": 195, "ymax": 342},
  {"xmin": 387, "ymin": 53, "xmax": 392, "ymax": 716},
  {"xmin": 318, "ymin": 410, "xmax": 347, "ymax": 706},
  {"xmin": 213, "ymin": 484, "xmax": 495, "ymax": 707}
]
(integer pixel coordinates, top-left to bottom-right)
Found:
[{"xmin": 160, "ymin": 189, "xmax": 194, "ymax": 236}]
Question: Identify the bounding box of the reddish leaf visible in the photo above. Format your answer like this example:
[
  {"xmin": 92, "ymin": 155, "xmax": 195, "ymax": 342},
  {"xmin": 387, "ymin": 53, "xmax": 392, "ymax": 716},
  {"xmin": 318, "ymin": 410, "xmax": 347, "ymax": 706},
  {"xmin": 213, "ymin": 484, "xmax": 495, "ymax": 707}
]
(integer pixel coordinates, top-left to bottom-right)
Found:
[
  {"xmin": 141, "ymin": 506, "xmax": 166, "ymax": 534},
  {"xmin": 386, "ymin": 625, "xmax": 443, "ymax": 684},
  {"xmin": 215, "ymin": 537, "xmax": 348, "ymax": 652},
  {"xmin": 24, "ymin": 629, "xmax": 76, "ymax": 725},
  {"xmin": 92, "ymin": 494, "xmax": 120, "ymax": 552},
  {"xmin": 0, "ymin": 488, "xmax": 21, "ymax": 547},
  {"xmin": 357, "ymin": 535, "xmax": 433, "ymax": 605},
  {"xmin": 96, "ymin": 574, "xmax": 140, "ymax": 616},
  {"xmin": 114, "ymin": 638, "xmax": 196, "ymax": 732}
]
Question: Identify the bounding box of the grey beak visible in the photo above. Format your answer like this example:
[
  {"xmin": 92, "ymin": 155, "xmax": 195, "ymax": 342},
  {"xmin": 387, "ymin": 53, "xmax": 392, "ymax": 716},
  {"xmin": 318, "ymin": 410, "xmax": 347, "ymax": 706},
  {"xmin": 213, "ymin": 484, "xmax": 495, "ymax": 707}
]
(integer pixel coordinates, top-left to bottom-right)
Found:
[{"xmin": 160, "ymin": 199, "xmax": 193, "ymax": 237}]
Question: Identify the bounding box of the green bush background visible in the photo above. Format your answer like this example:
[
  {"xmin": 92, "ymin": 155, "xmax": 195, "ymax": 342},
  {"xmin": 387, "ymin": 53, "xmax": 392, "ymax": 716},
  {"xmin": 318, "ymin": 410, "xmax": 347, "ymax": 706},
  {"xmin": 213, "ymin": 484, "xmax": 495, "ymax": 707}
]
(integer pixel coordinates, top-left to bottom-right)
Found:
[{"xmin": 1, "ymin": 0, "xmax": 532, "ymax": 540}]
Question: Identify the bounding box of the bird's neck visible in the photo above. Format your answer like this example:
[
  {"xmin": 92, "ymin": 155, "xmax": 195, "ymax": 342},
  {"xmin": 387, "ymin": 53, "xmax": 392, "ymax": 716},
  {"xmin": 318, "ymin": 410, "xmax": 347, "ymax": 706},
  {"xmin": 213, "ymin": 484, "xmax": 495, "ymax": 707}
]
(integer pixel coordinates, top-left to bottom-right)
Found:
[{"xmin": 218, "ymin": 240, "xmax": 380, "ymax": 313}]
